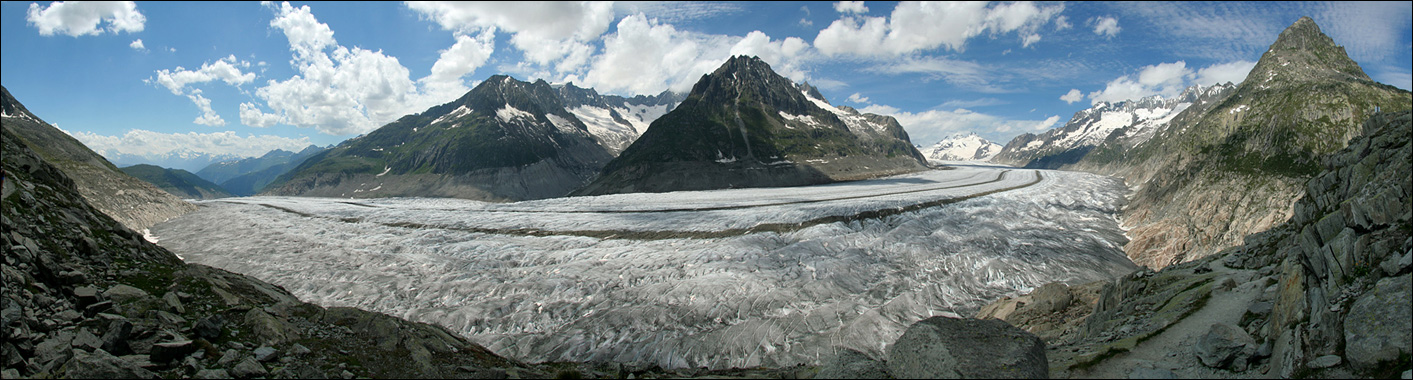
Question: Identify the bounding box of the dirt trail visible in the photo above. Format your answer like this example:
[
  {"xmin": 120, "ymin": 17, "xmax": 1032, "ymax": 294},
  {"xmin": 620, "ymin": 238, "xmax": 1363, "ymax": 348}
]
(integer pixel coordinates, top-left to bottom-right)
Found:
[{"xmin": 1077, "ymin": 258, "xmax": 1271, "ymax": 379}]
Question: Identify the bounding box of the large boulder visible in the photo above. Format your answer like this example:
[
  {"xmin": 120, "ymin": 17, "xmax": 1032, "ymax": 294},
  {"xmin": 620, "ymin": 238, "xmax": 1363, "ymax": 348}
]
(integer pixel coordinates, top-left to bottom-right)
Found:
[
  {"xmin": 1195, "ymin": 323, "xmax": 1256, "ymax": 370},
  {"xmin": 887, "ymin": 317, "xmax": 1048, "ymax": 379},
  {"xmin": 817, "ymin": 348, "xmax": 890, "ymax": 379},
  {"xmin": 1344, "ymin": 274, "xmax": 1412, "ymax": 372}
]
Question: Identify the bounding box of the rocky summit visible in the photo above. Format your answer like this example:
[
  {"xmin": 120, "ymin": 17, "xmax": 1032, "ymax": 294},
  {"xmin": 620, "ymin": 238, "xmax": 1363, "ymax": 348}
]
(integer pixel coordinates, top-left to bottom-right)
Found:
[{"xmin": 575, "ymin": 55, "xmax": 929, "ymax": 195}]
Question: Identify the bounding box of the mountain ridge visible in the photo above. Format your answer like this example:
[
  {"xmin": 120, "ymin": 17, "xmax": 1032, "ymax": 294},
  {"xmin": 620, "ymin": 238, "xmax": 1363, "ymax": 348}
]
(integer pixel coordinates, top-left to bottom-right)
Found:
[
  {"xmin": 575, "ymin": 55, "xmax": 929, "ymax": 195},
  {"xmin": 1, "ymin": 85, "xmax": 195, "ymax": 231}
]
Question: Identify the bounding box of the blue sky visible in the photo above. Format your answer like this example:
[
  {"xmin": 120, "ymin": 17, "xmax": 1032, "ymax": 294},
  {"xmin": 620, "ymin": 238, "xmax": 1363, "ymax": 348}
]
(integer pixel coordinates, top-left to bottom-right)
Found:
[{"xmin": 3, "ymin": 1, "xmax": 1410, "ymax": 163}]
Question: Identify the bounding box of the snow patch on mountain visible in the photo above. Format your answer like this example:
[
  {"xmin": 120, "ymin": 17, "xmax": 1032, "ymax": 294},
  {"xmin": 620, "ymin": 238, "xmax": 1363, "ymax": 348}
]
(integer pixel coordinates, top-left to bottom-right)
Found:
[
  {"xmin": 432, "ymin": 105, "xmax": 472, "ymax": 125},
  {"xmin": 496, "ymin": 104, "xmax": 535, "ymax": 124}
]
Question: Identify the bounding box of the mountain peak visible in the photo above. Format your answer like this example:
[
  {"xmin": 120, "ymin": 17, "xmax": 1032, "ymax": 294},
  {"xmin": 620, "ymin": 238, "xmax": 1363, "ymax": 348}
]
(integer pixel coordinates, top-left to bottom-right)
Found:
[{"xmin": 1250, "ymin": 16, "xmax": 1369, "ymax": 86}]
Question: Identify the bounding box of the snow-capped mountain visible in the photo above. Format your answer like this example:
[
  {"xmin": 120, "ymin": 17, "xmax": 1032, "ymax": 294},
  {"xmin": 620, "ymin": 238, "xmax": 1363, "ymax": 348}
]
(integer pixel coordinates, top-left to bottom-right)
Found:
[
  {"xmin": 557, "ymin": 82, "xmax": 684, "ymax": 155},
  {"xmin": 105, "ymin": 149, "xmax": 244, "ymax": 173},
  {"xmin": 267, "ymin": 75, "xmax": 629, "ymax": 201},
  {"xmin": 575, "ymin": 55, "xmax": 928, "ymax": 196},
  {"xmin": 992, "ymin": 82, "xmax": 1235, "ymax": 168},
  {"xmin": 921, "ymin": 133, "xmax": 1002, "ymax": 162}
]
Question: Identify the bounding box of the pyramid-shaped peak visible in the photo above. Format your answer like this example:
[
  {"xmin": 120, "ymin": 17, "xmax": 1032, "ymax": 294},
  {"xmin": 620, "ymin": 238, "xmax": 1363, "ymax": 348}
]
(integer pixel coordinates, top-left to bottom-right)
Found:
[
  {"xmin": 1271, "ymin": 16, "xmax": 1336, "ymax": 51},
  {"xmin": 1249, "ymin": 16, "xmax": 1370, "ymax": 86}
]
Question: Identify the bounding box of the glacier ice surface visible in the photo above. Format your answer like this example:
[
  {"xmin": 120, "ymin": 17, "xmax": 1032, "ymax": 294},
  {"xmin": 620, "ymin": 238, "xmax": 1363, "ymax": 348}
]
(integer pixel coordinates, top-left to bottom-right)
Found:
[{"xmin": 151, "ymin": 165, "xmax": 1137, "ymax": 369}]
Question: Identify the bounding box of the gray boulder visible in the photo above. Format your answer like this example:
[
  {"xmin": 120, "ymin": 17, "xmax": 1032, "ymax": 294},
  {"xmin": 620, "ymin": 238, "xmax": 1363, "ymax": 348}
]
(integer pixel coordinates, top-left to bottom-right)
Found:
[
  {"xmin": 231, "ymin": 356, "xmax": 268, "ymax": 378},
  {"xmin": 1344, "ymin": 275, "xmax": 1412, "ymax": 372},
  {"xmin": 817, "ymin": 348, "xmax": 890, "ymax": 379},
  {"xmin": 888, "ymin": 317, "xmax": 1047, "ymax": 378},
  {"xmin": 60, "ymin": 348, "xmax": 157, "ymax": 379},
  {"xmin": 1195, "ymin": 323, "xmax": 1256, "ymax": 370}
]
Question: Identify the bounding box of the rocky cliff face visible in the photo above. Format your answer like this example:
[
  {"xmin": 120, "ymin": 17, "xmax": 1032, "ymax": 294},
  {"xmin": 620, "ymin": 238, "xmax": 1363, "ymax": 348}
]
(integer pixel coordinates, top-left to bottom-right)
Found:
[
  {"xmin": 265, "ymin": 76, "xmax": 618, "ymax": 201},
  {"xmin": 575, "ymin": 56, "xmax": 928, "ymax": 196},
  {"xmin": 557, "ymin": 82, "xmax": 684, "ymax": 155},
  {"xmin": 999, "ymin": 17, "xmax": 1411, "ymax": 270},
  {"xmin": 978, "ymin": 111, "xmax": 1411, "ymax": 379},
  {"xmin": 1, "ymin": 86, "xmax": 195, "ymax": 232},
  {"xmin": 1107, "ymin": 17, "xmax": 1411, "ymax": 269}
]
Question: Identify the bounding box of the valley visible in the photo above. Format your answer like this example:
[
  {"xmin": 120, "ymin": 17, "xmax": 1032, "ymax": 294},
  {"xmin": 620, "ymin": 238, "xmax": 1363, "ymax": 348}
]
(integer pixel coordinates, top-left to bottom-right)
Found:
[{"xmin": 150, "ymin": 165, "xmax": 1138, "ymax": 369}]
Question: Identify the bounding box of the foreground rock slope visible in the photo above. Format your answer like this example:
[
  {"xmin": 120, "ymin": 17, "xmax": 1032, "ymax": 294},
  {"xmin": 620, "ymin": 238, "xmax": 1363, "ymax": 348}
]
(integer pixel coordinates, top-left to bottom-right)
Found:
[
  {"xmin": 978, "ymin": 110, "xmax": 1411, "ymax": 379},
  {"xmin": 996, "ymin": 17, "xmax": 1411, "ymax": 270}
]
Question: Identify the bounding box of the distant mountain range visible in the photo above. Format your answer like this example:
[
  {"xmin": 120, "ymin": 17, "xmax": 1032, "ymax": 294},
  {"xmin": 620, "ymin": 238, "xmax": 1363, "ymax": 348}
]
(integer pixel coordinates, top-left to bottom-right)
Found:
[
  {"xmin": 119, "ymin": 164, "xmax": 232, "ymax": 200},
  {"xmin": 921, "ymin": 133, "xmax": 1002, "ymax": 162},
  {"xmin": 991, "ymin": 82, "xmax": 1236, "ymax": 169},
  {"xmin": 106, "ymin": 150, "xmax": 243, "ymax": 174},
  {"xmin": 195, "ymin": 145, "xmax": 328, "ymax": 196},
  {"xmin": 575, "ymin": 55, "xmax": 928, "ymax": 195}
]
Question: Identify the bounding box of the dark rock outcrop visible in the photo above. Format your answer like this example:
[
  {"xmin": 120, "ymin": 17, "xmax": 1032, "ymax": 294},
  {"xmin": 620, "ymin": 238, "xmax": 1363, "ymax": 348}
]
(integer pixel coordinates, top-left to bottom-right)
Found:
[{"xmin": 887, "ymin": 316, "xmax": 1048, "ymax": 379}]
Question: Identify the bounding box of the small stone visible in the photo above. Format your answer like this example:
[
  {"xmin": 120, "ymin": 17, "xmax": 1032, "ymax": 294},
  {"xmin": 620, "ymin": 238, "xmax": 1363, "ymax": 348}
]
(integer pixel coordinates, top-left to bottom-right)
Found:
[
  {"xmin": 100, "ymin": 319, "xmax": 133, "ymax": 355},
  {"xmin": 72, "ymin": 286, "xmax": 101, "ymax": 306},
  {"xmin": 56, "ymin": 309, "xmax": 82, "ymax": 322},
  {"xmin": 1308, "ymin": 355, "xmax": 1342, "ymax": 369},
  {"xmin": 1128, "ymin": 367, "xmax": 1178, "ymax": 379},
  {"xmin": 290, "ymin": 343, "xmax": 311, "ymax": 356},
  {"xmin": 195, "ymin": 368, "xmax": 231, "ymax": 379},
  {"xmin": 216, "ymin": 349, "xmax": 240, "ymax": 366},
  {"xmin": 193, "ymin": 315, "xmax": 224, "ymax": 340},
  {"xmin": 341, "ymin": 369, "xmax": 355, "ymax": 379},
  {"xmin": 231, "ymin": 357, "xmax": 268, "ymax": 378},
  {"xmin": 149, "ymin": 340, "xmax": 195, "ymax": 365},
  {"xmin": 84, "ymin": 301, "xmax": 114, "ymax": 317},
  {"xmin": 253, "ymin": 346, "xmax": 278, "ymax": 362},
  {"xmin": 72, "ymin": 328, "xmax": 103, "ymax": 350},
  {"xmin": 162, "ymin": 292, "xmax": 185, "ymax": 314}
]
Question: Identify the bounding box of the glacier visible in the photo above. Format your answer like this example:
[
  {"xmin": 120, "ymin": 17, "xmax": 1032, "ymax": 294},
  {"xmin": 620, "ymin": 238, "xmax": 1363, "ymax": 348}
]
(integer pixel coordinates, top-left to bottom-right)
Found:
[{"xmin": 151, "ymin": 165, "xmax": 1137, "ymax": 369}]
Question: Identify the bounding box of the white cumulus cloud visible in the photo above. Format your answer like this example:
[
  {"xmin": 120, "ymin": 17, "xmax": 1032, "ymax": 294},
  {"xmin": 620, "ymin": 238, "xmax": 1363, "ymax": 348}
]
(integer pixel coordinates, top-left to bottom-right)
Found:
[
  {"xmin": 26, "ymin": 1, "xmax": 145, "ymax": 37},
  {"xmin": 1092, "ymin": 16, "xmax": 1120, "ymax": 37},
  {"xmin": 834, "ymin": 1, "xmax": 868, "ymax": 14},
  {"xmin": 186, "ymin": 90, "xmax": 225, "ymax": 126},
  {"xmin": 860, "ymin": 104, "xmax": 1058, "ymax": 146},
  {"xmin": 1085, "ymin": 60, "xmax": 1259, "ymax": 105},
  {"xmin": 129, "ymin": 39, "xmax": 145, "ymax": 51},
  {"xmin": 1193, "ymin": 60, "xmax": 1256, "ymax": 86},
  {"xmin": 815, "ymin": 1, "xmax": 1063, "ymax": 56},
  {"xmin": 66, "ymin": 128, "xmax": 312, "ymax": 159},
  {"xmin": 1060, "ymin": 89, "xmax": 1083, "ymax": 104},
  {"xmin": 151, "ymin": 55, "xmax": 256, "ymax": 95},
  {"xmin": 407, "ymin": 1, "xmax": 613, "ymax": 74}
]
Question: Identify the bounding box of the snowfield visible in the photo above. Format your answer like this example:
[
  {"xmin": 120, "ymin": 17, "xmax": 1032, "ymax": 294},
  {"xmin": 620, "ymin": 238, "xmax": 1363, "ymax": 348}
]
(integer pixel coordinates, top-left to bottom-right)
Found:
[{"xmin": 151, "ymin": 165, "xmax": 1137, "ymax": 369}]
